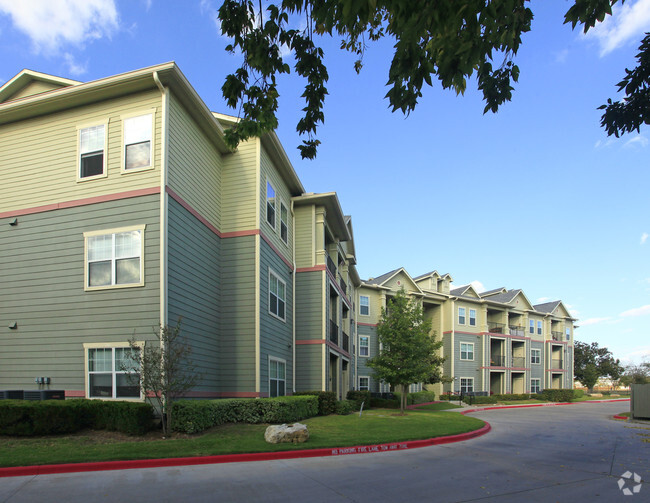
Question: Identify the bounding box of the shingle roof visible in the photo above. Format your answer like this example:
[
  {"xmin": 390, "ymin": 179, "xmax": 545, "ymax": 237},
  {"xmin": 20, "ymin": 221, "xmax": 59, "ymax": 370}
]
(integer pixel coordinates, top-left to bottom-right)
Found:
[
  {"xmin": 479, "ymin": 287, "xmax": 507, "ymax": 297},
  {"xmin": 364, "ymin": 268, "xmax": 403, "ymax": 285},
  {"xmin": 533, "ymin": 301, "xmax": 561, "ymax": 313},
  {"xmin": 413, "ymin": 271, "xmax": 438, "ymax": 280},
  {"xmin": 450, "ymin": 285, "xmax": 471, "ymax": 296},
  {"xmin": 483, "ymin": 289, "xmax": 521, "ymax": 304}
]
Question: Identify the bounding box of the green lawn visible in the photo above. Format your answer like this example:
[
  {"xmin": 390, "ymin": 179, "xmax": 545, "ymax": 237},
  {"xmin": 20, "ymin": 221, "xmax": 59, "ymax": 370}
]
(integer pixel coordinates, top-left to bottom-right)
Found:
[
  {"xmin": 0, "ymin": 408, "xmax": 484, "ymax": 468},
  {"xmin": 410, "ymin": 402, "xmax": 462, "ymax": 411}
]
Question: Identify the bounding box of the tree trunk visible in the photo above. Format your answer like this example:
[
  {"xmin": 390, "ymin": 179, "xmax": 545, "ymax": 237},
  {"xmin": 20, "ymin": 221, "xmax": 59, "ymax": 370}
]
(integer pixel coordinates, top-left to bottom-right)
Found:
[{"xmin": 400, "ymin": 384, "xmax": 408, "ymax": 414}]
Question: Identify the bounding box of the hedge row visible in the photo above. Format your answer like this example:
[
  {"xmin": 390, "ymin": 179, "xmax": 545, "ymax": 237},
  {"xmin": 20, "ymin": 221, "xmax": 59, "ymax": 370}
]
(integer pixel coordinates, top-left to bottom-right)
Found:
[
  {"xmin": 393, "ymin": 390, "xmax": 437, "ymax": 405},
  {"xmin": 0, "ymin": 399, "xmax": 153, "ymax": 436},
  {"xmin": 293, "ymin": 391, "xmax": 338, "ymax": 415},
  {"xmin": 539, "ymin": 389, "xmax": 576, "ymax": 403},
  {"xmin": 346, "ymin": 391, "xmax": 371, "ymax": 409},
  {"xmin": 171, "ymin": 396, "xmax": 318, "ymax": 434}
]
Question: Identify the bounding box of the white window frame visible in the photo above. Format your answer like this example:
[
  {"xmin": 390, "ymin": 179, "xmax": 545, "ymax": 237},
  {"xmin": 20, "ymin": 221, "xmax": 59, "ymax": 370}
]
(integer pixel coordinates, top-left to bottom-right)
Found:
[
  {"xmin": 359, "ymin": 295, "xmax": 369, "ymax": 316},
  {"xmin": 268, "ymin": 269, "xmax": 286, "ymax": 321},
  {"xmin": 458, "ymin": 307, "xmax": 466, "ymax": 325},
  {"xmin": 266, "ymin": 179, "xmax": 276, "ymax": 229},
  {"xmin": 531, "ymin": 378, "xmax": 541, "ymax": 394},
  {"xmin": 280, "ymin": 200, "xmax": 288, "ymax": 244},
  {"xmin": 565, "ymin": 327, "xmax": 571, "ymax": 340},
  {"xmin": 460, "ymin": 377, "xmax": 474, "ymax": 393},
  {"xmin": 460, "ymin": 342, "xmax": 474, "ymax": 361},
  {"xmin": 529, "ymin": 319, "xmax": 535, "ymax": 334},
  {"xmin": 83, "ymin": 225, "xmax": 146, "ymax": 291},
  {"xmin": 359, "ymin": 336, "xmax": 369, "ymax": 357},
  {"xmin": 469, "ymin": 308, "xmax": 476, "ymax": 326},
  {"xmin": 269, "ymin": 357, "xmax": 286, "ymax": 397},
  {"xmin": 77, "ymin": 121, "xmax": 108, "ymax": 181},
  {"xmin": 537, "ymin": 320, "xmax": 542, "ymax": 335},
  {"xmin": 358, "ymin": 376, "xmax": 369, "ymax": 391},
  {"xmin": 83, "ymin": 342, "xmax": 143, "ymax": 400},
  {"xmin": 121, "ymin": 110, "xmax": 155, "ymax": 173},
  {"xmin": 531, "ymin": 348, "xmax": 541, "ymax": 364}
]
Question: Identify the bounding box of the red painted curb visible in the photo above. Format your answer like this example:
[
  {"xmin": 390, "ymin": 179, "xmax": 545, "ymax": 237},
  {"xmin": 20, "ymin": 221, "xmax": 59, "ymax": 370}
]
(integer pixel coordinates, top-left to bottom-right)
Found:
[
  {"xmin": 459, "ymin": 397, "xmax": 630, "ymax": 414},
  {"xmin": 613, "ymin": 415, "xmax": 629, "ymax": 420},
  {"xmin": 0, "ymin": 423, "xmax": 491, "ymax": 478}
]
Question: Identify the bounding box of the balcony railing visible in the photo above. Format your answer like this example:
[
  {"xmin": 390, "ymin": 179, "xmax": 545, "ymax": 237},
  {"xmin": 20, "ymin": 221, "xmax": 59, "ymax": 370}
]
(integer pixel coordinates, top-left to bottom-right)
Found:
[
  {"xmin": 342, "ymin": 331, "xmax": 349, "ymax": 352},
  {"xmin": 509, "ymin": 325, "xmax": 525, "ymax": 337},
  {"xmin": 551, "ymin": 331, "xmax": 564, "ymax": 342},
  {"xmin": 326, "ymin": 255, "xmax": 337, "ymax": 276},
  {"xmin": 339, "ymin": 276, "xmax": 347, "ymax": 295},
  {"xmin": 490, "ymin": 355, "xmax": 506, "ymax": 366},
  {"xmin": 551, "ymin": 358, "xmax": 563, "ymax": 369},
  {"xmin": 488, "ymin": 323, "xmax": 506, "ymax": 334},
  {"xmin": 511, "ymin": 356, "xmax": 526, "ymax": 368},
  {"xmin": 329, "ymin": 319, "xmax": 338, "ymax": 345}
]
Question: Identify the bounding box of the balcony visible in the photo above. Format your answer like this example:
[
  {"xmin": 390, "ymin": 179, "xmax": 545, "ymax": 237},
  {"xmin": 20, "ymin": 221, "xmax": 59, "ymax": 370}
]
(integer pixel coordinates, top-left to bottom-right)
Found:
[
  {"xmin": 339, "ymin": 276, "xmax": 347, "ymax": 296},
  {"xmin": 488, "ymin": 323, "xmax": 506, "ymax": 334},
  {"xmin": 329, "ymin": 319, "xmax": 338, "ymax": 345},
  {"xmin": 551, "ymin": 358, "xmax": 563, "ymax": 369},
  {"xmin": 509, "ymin": 325, "xmax": 525, "ymax": 337},
  {"xmin": 327, "ymin": 255, "xmax": 337, "ymax": 277},
  {"xmin": 551, "ymin": 331, "xmax": 564, "ymax": 342},
  {"xmin": 342, "ymin": 331, "xmax": 349, "ymax": 352},
  {"xmin": 490, "ymin": 355, "xmax": 506, "ymax": 366},
  {"xmin": 511, "ymin": 356, "xmax": 526, "ymax": 368}
]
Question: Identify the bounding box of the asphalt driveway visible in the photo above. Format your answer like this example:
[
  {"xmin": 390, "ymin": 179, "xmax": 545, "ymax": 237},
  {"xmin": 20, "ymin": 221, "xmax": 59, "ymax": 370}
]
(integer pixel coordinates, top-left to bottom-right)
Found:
[{"xmin": 1, "ymin": 401, "xmax": 647, "ymax": 502}]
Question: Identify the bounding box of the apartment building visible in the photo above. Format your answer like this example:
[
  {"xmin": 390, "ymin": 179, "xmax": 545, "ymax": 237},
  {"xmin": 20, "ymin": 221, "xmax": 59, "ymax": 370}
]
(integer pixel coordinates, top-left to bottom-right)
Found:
[{"xmin": 357, "ymin": 269, "xmax": 576, "ymax": 395}]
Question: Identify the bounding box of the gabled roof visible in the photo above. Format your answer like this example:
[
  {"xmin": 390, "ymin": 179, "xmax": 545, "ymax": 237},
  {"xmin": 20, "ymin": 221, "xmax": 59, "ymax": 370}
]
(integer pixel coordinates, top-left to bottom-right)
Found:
[
  {"xmin": 534, "ymin": 300, "xmax": 575, "ymax": 319},
  {"xmin": 0, "ymin": 69, "xmax": 80, "ymax": 103},
  {"xmin": 480, "ymin": 287, "xmax": 507, "ymax": 297},
  {"xmin": 483, "ymin": 289, "xmax": 521, "ymax": 304},
  {"xmin": 364, "ymin": 268, "xmax": 422, "ymax": 294},
  {"xmin": 414, "ymin": 270, "xmax": 440, "ymax": 281}
]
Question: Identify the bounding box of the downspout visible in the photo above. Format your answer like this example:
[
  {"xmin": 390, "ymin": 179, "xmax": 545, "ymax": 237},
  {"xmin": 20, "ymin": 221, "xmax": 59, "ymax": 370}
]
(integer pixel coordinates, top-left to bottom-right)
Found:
[
  {"xmin": 153, "ymin": 71, "xmax": 168, "ymax": 330},
  {"xmin": 291, "ymin": 200, "xmax": 296, "ymax": 393}
]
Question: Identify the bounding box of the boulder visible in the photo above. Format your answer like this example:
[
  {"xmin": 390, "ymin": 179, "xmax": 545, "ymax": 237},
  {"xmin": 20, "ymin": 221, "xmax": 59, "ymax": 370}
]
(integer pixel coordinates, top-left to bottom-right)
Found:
[{"xmin": 264, "ymin": 423, "xmax": 309, "ymax": 444}]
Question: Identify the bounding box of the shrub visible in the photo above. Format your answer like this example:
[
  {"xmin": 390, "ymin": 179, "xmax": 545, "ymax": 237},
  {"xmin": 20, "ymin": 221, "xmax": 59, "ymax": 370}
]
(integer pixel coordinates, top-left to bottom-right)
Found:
[
  {"xmin": 463, "ymin": 396, "xmax": 498, "ymax": 405},
  {"xmin": 574, "ymin": 389, "xmax": 585, "ymax": 398},
  {"xmin": 293, "ymin": 391, "xmax": 337, "ymax": 415},
  {"xmin": 335, "ymin": 400, "xmax": 354, "ymax": 415},
  {"xmin": 489, "ymin": 393, "xmax": 532, "ymax": 402},
  {"xmin": 539, "ymin": 389, "xmax": 574, "ymax": 403},
  {"xmin": 407, "ymin": 390, "xmax": 437, "ymax": 404},
  {"xmin": 346, "ymin": 390, "xmax": 371, "ymax": 410},
  {"xmin": 369, "ymin": 397, "xmax": 399, "ymax": 408},
  {"xmin": 0, "ymin": 399, "xmax": 153, "ymax": 436},
  {"xmin": 171, "ymin": 396, "xmax": 319, "ymax": 434}
]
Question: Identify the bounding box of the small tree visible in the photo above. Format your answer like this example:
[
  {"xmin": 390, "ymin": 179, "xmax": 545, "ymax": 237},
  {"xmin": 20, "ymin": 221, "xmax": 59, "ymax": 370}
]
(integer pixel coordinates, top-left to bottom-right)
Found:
[
  {"xmin": 124, "ymin": 318, "xmax": 200, "ymax": 436},
  {"xmin": 367, "ymin": 288, "xmax": 445, "ymax": 414},
  {"xmin": 619, "ymin": 362, "xmax": 650, "ymax": 387},
  {"xmin": 574, "ymin": 341, "xmax": 623, "ymax": 393}
]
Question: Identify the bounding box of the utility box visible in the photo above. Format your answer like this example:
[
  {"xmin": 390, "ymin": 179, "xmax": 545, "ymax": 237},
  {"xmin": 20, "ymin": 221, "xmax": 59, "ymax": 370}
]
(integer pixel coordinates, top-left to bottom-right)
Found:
[
  {"xmin": 630, "ymin": 384, "xmax": 650, "ymax": 419},
  {"xmin": 0, "ymin": 390, "xmax": 24, "ymax": 400},
  {"xmin": 23, "ymin": 390, "xmax": 65, "ymax": 401}
]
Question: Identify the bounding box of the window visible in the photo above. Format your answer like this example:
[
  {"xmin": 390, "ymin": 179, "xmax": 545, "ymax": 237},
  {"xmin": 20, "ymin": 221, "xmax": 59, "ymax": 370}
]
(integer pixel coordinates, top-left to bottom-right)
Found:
[
  {"xmin": 84, "ymin": 226, "xmax": 144, "ymax": 289},
  {"xmin": 269, "ymin": 270, "xmax": 286, "ymax": 320},
  {"xmin": 565, "ymin": 327, "xmax": 571, "ymax": 340},
  {"xmin": 460, "ymin": 342, "xmax": 474, "ymax": 361},
  {"xmin": 531, "ymin": 348, "xmax": 541, "ymax": 364},
  {"xmin": 359, "ymin": 376, "xmax": 369, "ymax": 391},
  {"xmin": 86, "ymin": 346, "xmax": 140, "ymax": 399},
  {"xmin": 123, "ymin": 114, "xmax": 153, "ymax": 170},
  {"xmin": 458, "ymin": 307, "xmax": 466, "ymax": 325},
  {"xmin": 469, "ymin": 309, "xmax": 476, "ymax": 326},
  {"xmin": 460, "ymin": 378, "xmax": 474, "ymax": 393},
  {"xmin": 269, "ymin": 358, "xmax": 286, "ymax": 397},
  {"xmin": 266, "ymin": 181, "xmax": 276, "ymax": 228},
  {"xmin": 359, "ymin": 336, "xmax": 369, "ymax": 356},
  {"xmin": 537, "ymin": 320, "xmax": 542, "ymax": 335},
  {"xmin": 529, "ymin": 319, "xmax": 535, "ymax": 334},
  {"xmin": 79, "ymin": 124, "xmax": 106, "ymax": 179},
  {"xmin": 280, "ymin": 202, "xmax": 288, "ymax": 243},
  {"xmin": 531, "ymin": 378, "xmax": 541, "ymax": 394},
  {"xmin": 360, "ymin": 295, "xmax": 369, "ymax": 316}
]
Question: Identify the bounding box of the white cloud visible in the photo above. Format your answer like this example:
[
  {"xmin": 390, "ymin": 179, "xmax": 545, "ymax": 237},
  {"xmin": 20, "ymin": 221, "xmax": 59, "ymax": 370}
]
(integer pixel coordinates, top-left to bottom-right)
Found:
[
  {"xmin": 620, "ymin": 304, "xmax": 650, "ymax": 317},
  {"xmin": 642, "ymin": 232, "xmax": 649, "ymax": 245},
  {"xmin": 586, "ymin": 0, "xmax": 650, "ymax": 56},
  {"xmin": 0, "ymin": 0, "xmax": 118, "ymax": 54},
  {"xmin": 580, "ymin": 317, "xmax": 612, "ymax": 326},
  {"xmin": 63, "ymin": 53, "xmax": 87, "ymax": 76},
  {"xmin": 594, "ymin": 137, "xmax": 616, "ymax": 149},
  {"xmin": 470, "ymin": 280, "xmax": 485, "ymax": 293},
  {"xmin": 624, "ymin": 135, "xmax": 649, "ymax": 149}
]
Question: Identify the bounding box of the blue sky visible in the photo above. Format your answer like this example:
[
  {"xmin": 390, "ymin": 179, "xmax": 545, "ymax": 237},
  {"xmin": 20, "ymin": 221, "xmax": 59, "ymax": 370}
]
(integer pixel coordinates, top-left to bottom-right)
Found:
[{"xmin": 1, "ymin": 0, "xmax": 648, "ymax": 365}]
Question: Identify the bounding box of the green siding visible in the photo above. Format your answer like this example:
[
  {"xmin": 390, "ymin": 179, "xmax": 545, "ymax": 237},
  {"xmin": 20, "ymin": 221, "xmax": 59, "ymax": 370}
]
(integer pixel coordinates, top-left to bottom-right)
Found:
[
  {"xmin": 259, "ymin": 239, "xmax": 293, "ymax": 396},
  {"xmin": 0, "ymin": 195, "xmax": 160, "ymax": 391},
  {"xmin": 295, "ymin": 271, "xmax": 323, "ymax": 341},
  {"xmin": 167, "ymin": 197, "xmax": 221, "ymax": 391},
  {"xmin": 357, "ymin": 324, "xmax": 378, "ymax": 392},
  {"xmin": 442, "ymin": 333, "xmax": 453, "ymax": 392},
  {"xmin": 219, "ymin": 235, "xmax": 256, "ymax": 392},
  {"xmin": 295, "ymin": 345, "xmax": 323, "ymax": 391}
]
